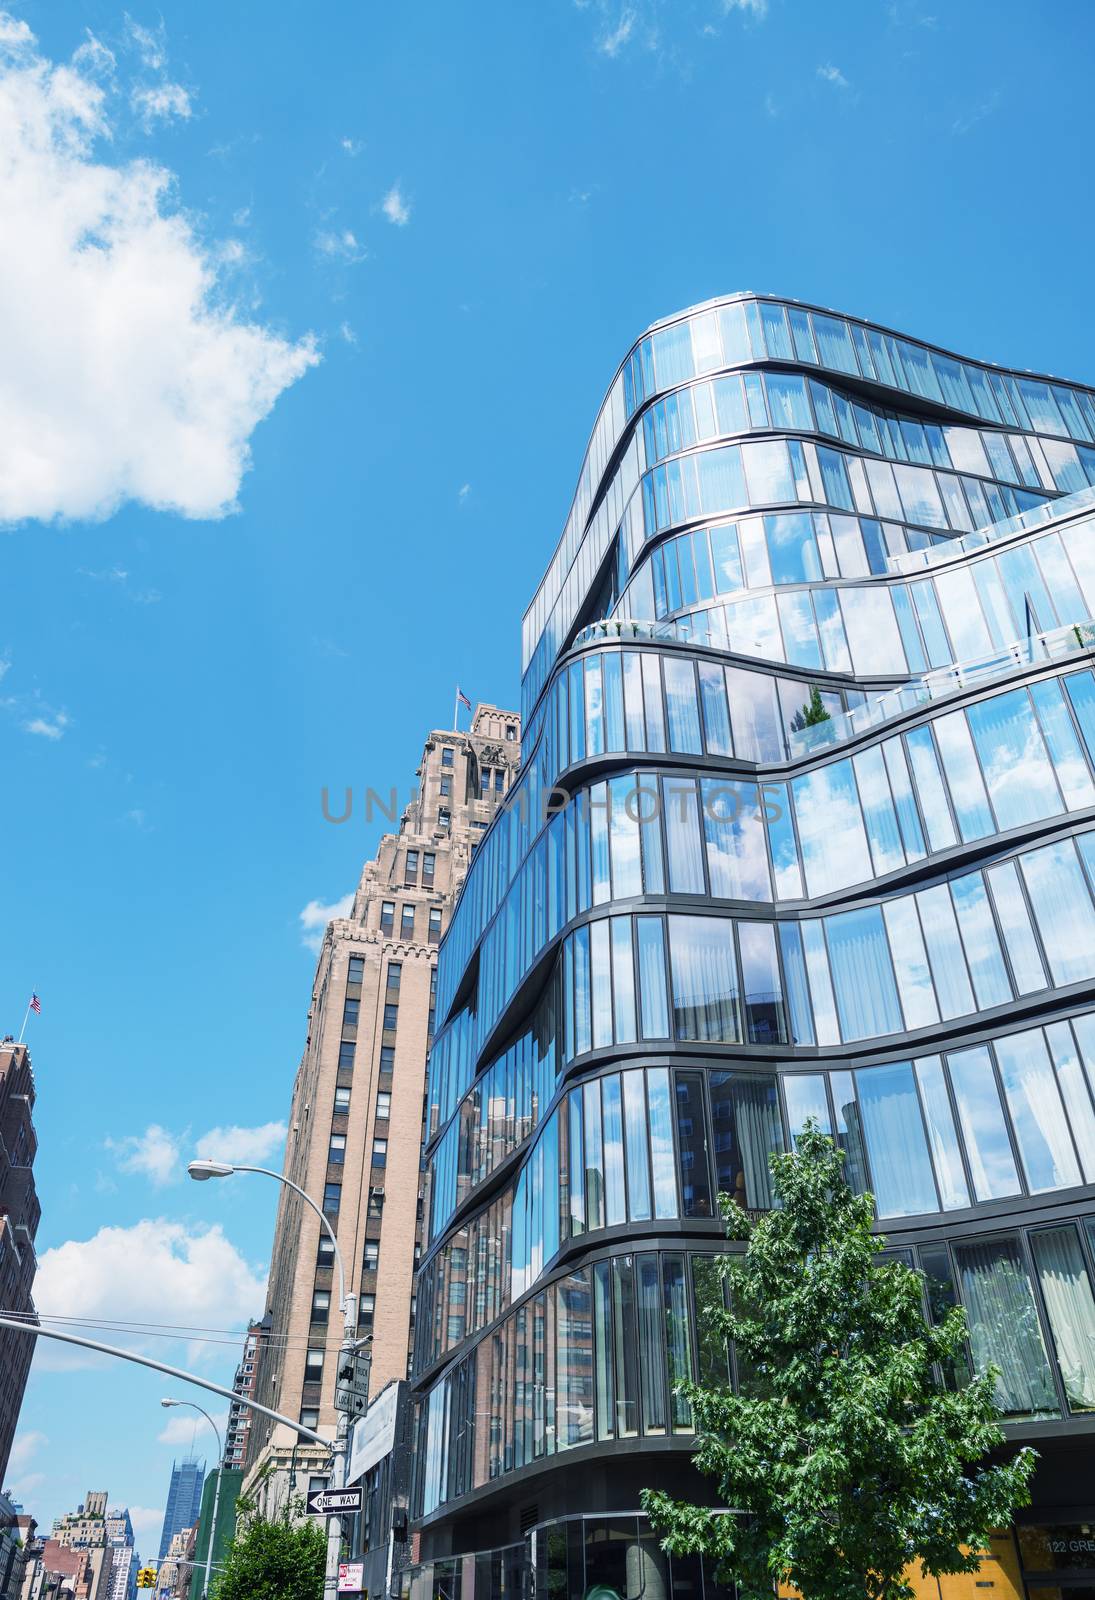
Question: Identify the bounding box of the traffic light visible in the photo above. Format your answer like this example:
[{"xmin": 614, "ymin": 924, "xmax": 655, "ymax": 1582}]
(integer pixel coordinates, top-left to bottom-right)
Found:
[{"xmin": 136, "ymin": 1568, "xmax": 157, "ymax": 1589}]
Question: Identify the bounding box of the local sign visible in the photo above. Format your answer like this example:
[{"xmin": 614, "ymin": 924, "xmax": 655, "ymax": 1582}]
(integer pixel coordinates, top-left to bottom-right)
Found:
[
  {"xmin": 334, "ymin": 1350, "xmax": 371, "ymax": 1417},
  {"xmin": 338, "ymin": 1563, "xmax": 365, "ymax": 1593},
  {"xmin": 306, "ymin": 1486, "xmax": 364, "ymax": 1517}
]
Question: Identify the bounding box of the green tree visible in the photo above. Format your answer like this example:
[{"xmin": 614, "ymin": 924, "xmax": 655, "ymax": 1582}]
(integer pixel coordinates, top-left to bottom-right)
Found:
[
  {"xmin": 212, "ymin": 1505, "xmax": 326, "ymax": 1600},
  {"xmin": 642, "ymin": 1124, "xmax": 1037, "ymax": 1600},
  {"xmin": 790, "ymin": 686, "xmax": 832, "ymax": 733}
]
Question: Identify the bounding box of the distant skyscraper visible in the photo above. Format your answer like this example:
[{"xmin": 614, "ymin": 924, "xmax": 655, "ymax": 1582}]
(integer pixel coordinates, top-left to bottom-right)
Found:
[
  {"xmin": 156, "ymin": 1460, "xmax": 204, "ymax": 1563},
  {"xmin": 244, "ymin": 704, "xmax": 520, "ymax": 1514},
  {"xmin": 223, "ymin": 1316, "xmax": 268, "ymax": 1472},
  {"xmin": 0, "ymin": 1040, "xmax": 39, "ymax": 1485}
]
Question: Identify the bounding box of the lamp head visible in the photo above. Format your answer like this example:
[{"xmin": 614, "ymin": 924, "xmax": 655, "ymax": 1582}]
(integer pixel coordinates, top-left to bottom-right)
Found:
[
  {"xmin": 187, "ymin": 1159, "xmax": 236, "ymax": 1181},
  {"xmin": 160, "ymin": 1398, "xmax": 179, "ymax": 1409}
]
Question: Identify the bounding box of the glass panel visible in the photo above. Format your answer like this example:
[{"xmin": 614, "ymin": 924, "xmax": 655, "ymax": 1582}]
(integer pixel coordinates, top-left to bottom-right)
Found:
[
  {"xmin": 802, "ymin": 919, "xmax": 839, "ymax": 1045},
  {"xmin": 918, "ymin": 1243, "xmax": 973, "ymax": 1390},
  {"xmin": 853, "ymin": 744, "xmax": 905, "ymax": 875},
  {"xmin": 882, "ymin": 897, "xmax": 939, "ymax": 1031},
  {"xmin": 1030, "ymin": 678, "xmax": 1095, "ymax": 810},
  {"xmin": 647, "ymin": 1067, "xmax": 677, "ymax": 1219},
  {"xmin": 738, "ymin": 921, "xmax": 785, "ymax": 1046},
  {"xmin": 1029, "ymin": 1225, "xmax": 1095, "ymax": 1413},
  {"xmin": 783, "ymin": 1073, "xmax": 831, "ymax": 1143},
  {"xmin": 668, "ymin": 914, "xmax": 739, "ymax": 1043},
  {"xmin": 882, "ymin": 737, "xmax": 926, "ymax": 859},
  {"xmin": 946, "ymin": 1046, "xmax": 1021, "ymax": 1201},
  {"xmin": 601, "ymin": 1076, "xmax": 626, "ymax": 1227},
  {"xmin": 950, "ymin": 873, "xmax": 1012, "ymax": 1011},
  {"xmin": 934, "ymin": 711, "xmax": 994, "ymax": 841},
  {"xmin": 664, "ymin": 778, "xmax": 705, "ymax": 895},
  {"xmin": 830, "ymin": 1069, "xmax": 869, "ymax": 1193},
  {"xmin": 914, "ymin": 1056, "xmax": 970, "ymax": 1210},
  {"xmin": 792, "ymin": 759, "xmax": 873, "ymax": 897},
  {"xmin": 953, "ymin": 1237, "xmax": 1059, "ymax": 1419},
  {"xmin": 825, "ymin": 905, "xmax": 902, "ymax": 1041},
  {"xmin": 994, "ymin": 1028, "xmax": 1082, "ymax": 1193},
  {"xmin": 725, "ymin": 665, "xmax": 783, "ymax": 761},
  {"xmin": 662, "ymin": 1256, "xmax": 693, "ymax": 1431},
  {"xmin": 611, "ymin": 917, "xmax": 637, "ymax": 1044},
  {"xmin": 709, "ymin": 1072, "xmax": 782, "ymax": 1211},
  {"xmin": 623, "ymin": 1070, "xmax": 652, "ymax": 1222},
  {"xmin": 1045, "ymin": 1020, "xmax": 1095, "ymax": 1183},
  {"xmin": 904, "ymin": 726, "xmax": 958, "ymax": 851},
  {"xmin": 1020, "ymin": 837, "xmax": 1095, "ymax": 987},
  {"xmin": 701, "ymin": 779, "xmax": 772, "ymax": 901},
  {"xmin": 593, "ymin": 1261, "xmax": 613, "ymax": 1439},
  {"xmin": 590, "ymin": 920, "xmax": 613, "ymax": 1049},
  {"xmin": 674, "ymin": 1070, "xmax": 712, "ymax": 1218},
  {"xmin": 664, "ymin": 657, "xmax": 702, "ymax": 753},
  {"xmin": 637, "ymin": 1254, "xmax": 667, "ymax": 1434},
  {"xmin": 609, "ymin": 776, "xmax": 643, "ymax": 899},
  {"xmin": 917, "ymin": 884, "xmax": 974, "ymax": 1021},
  {"xmin": 692, "ymin": 1256, "xmax": 730, "ymax": 1387},
  {"xmin": 612, "ymin": 1257, "xmax": 640, "ymax": 1436},
  {"xmin": 778, "ymin": 923, "xmax": 814, "ymax": 1046},
  {"xmin": 987, "ymin": 859, "xmax": 1048, "ymax": 995},
  {"xmin": 637, "ymin": 917, "xmax": 669, "ymax": 1039},
  {"xmin": 698, "ymin": 660, "xmax": 732, "ymax": 756},
  {"xmin": 966, "ymin": 689, "xmax": 1063, "ymax": 833},
  {"xmin": 854, "ymin": 1062, "xmax": 938, "ymax": 1218},
  {"xmin": 766, "ymin": 782, "xmax": 803, "ymax": 898}
]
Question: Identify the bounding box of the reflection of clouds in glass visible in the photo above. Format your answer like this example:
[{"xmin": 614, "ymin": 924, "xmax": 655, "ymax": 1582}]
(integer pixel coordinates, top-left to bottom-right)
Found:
[
  {"xmin": 883, "ymin": 899, "xmax": 938, "ymax": 1029},
  {"xmin": 701, "ymin": 780, "xmax": 772, "ymax": 900},
  {"xmin": 792, "ymin": 759, "xmax": 872, "ymax": 895},
  {"xmin": 948, "ymin": 1047, "xmax": 1021, "ymax": 1201},
  {"xmin": 967, "ymin": 691, "xmax": 1061, "ymax": 830}
]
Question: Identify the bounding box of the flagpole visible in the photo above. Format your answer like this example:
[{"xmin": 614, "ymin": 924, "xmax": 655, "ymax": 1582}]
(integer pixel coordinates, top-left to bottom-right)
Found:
[
  {"xmin": 17, "ymin": 995, "xmax": 32, "ymax": 1044},
  {"xmin": 453, "ymin": 686, "xmax": 460, "ymax": 731}
]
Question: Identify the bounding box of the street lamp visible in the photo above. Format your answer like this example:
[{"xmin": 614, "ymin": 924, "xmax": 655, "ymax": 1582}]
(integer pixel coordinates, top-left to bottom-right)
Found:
[
  {"xmin": 186, "ymin": 1159, "xmax": 358, "ymax": 1600},
  {"xmin": 160, "ymin": 1400, "xmax": 223, "ymax": 1600}
]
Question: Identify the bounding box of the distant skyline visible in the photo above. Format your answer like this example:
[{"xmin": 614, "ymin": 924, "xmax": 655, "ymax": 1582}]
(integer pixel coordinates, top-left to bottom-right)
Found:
[{"xmin": 5, "ymin": 0, "xmax": 1095, "ymax": 1536}]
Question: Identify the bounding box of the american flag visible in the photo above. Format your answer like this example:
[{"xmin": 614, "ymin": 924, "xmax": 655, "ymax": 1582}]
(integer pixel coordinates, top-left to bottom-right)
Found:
[
  {"xmin": 28, "ymin": 993, "xmax": 40, "ymax": 1014},
  {"xmin": 456, "ymin": 686, "xmax": 471, "ymax": 711}
]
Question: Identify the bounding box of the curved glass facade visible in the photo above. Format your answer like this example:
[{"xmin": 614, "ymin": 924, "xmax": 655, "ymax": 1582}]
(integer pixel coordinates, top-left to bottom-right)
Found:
[{"xmin": 406, "ymin": 297, "xmax": 1095, "ymax": 1600}]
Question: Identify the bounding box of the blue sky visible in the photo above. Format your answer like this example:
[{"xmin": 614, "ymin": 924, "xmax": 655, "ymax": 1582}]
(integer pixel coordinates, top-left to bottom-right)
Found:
[{"xmin": 4, "ymin": 0, "xmax": 1095, "ymax": 1550}]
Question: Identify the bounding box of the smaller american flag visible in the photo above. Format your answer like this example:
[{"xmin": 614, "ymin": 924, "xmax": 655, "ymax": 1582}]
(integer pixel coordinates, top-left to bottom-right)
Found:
[
  {"xmin": 456, "ymin": 686, "xmax": 471, "ymax": 711},
  {"xmin": 28, "ymin": 993, "xmax": 40, "ymax": 1015}
]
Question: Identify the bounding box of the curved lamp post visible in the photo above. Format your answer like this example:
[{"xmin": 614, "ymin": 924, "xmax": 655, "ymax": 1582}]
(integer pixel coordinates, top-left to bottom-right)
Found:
[
  {"xmin": 161, "ymin": 1399, "xmax": 223, "ymax": 1600},
  {"xmin": 187, "ymin": 1159, "xmax": 358, "ymax": 1600}
]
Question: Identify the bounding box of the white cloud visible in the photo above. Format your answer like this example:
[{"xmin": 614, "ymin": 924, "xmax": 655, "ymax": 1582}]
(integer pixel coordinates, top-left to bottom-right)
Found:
[
  {"xmin": 0, "ymin": 12, "xmax": 317, "ymax": 525},
  {"xmin": 381, "ymin": 183, "xmax": 411, "ymax": 226},
  {"xmin": 458, "ymin": 482, "xmax": 471, "ymax": 504},
  {"xmin": 599, "ymin": 6, "xmax": 636, "ymax": 55},
  {"xmin": 195, "ymin": 1120, "xmax": 286, "ymax": 1166},
  {"xmin": 131, "ymin": 81, "xmax": 191, "ymax": 126},
  {"xmin": 340, "ymin": 136, "xmax": 362, "ymax": 156},
  {"xmin": 129, "ymin": 1506, "xmax": 167, "ymax": 1549},
  {"xmin": 33, "ymin": 1218, "xmax": 268, "ymax": 1369},
  {"xmin": 106, "ymin": 1122, "xmax": 182, "ymax": 1187},
  {"xmin": 339, "ymin": 321, "xmax": 358, "ymax": 346},
  {"xmin": 125, "ymin": 17, "xmax": 167, "ymax": 73},
  {"xmin": 817, "ymin": 62, "xmax": 850, "ymax": 87},
  {"xmin": 314, "ymin": 227, "xmax": 367, "ymax": 263},
  {"xmin": 7, "ymin": 1428, "xmax": 47, "ymax": 1472},
  {"xmin": 299, "ymin": 893, "xmax": 354, "ymax": 952},
  {"xmin": 157, "ymin": 1407, "xmax": 227, "ymax": 1446},
  {"xmin": 952, "ymin": 92, "xmax": 1000, "ymax": 135},
  {"xmin": 722, "ymin": 0, "xmax": 767, "ymax": 15},
  {"xmin": 24, "ymin": 712, "xmax": 69, "ymax": 740}
]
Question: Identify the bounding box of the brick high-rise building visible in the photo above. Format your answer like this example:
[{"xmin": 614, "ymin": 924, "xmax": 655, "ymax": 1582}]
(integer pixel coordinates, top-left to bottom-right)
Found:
[
  {"xmin": 244, "ymin": 705, "xmax": 520, "ymax": 1513},
  {"xmin": 0, "ymin": 1041, "xmax": 39, "ymax": 1486},
  {"xmin": 223, "ymin": 1316, "xmax": 268, "ymax": 1472}
]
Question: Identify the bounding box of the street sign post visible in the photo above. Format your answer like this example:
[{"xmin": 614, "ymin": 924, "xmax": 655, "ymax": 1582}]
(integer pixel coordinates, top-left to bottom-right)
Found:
[
  {"xmin": 306, "ymin": 1486, "xmax": 364, "ymax": 1517},
  {"xmin": 334, "ymin": 1349, "xmax": 371, "ymax": 1417}
]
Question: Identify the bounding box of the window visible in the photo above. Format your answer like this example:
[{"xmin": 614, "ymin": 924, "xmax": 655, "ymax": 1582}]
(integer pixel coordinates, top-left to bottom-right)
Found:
[
  {"xmin": 328, "ymin": 1134, "xmax": 346, "ymax": 1166},
  {"xmin": 423, "ymin": 851, "xmax": 436, "ymax": 887},
  {"xmin": 342, "ymin": 997, "xmax": 360, "ymax": 1030},
  {"xmin": 367, "ymin": 1187, "xmax": 384, "ymax": 1217},
  {"xmin": 952, "ymin": 1237, "xmax": 1058, "ymax": 1419},
  {"xmin": 380, "ymin": 901, "xmax": 394, "ymax": 936},
  {"xmin": 379, "ymin": 1045, "xmax": 395, "ymax": 1072},
  {"xmin": 317, "ymin": 1235, "xmax": 335, "ymax": 1265},
  {"xmin": 305, "ymin": 1350, "xmax": 324, "ymax": 1375},
  {"xmin": 338, "ymin": 1040, "xmax": 356, "ymax": 1070},
  {"xmin": 322, "ymin": 1182, "xmax": 341, "ymax": 1215},
  {"xmin": 495, "ymin": 768, "xmax": 506, "ymax": 791},
  {"xmin": 386, "ymin": 961, "xmax": 402, "ymax": 991},
  {"xmin": 372, "ymin": 1138, "xmax": 388, "ymax": 1168},
  {"xmin": 307, "ymin": 1473, "xmax": 328, "ymax": 1494},
  {"xmin": 359, "ymin": 1293, "xmax": 376, "ymax": 1329},
  {"xmin": 438, "ymin": 806, "xmax": 451, "ymax": 829},
  {"xmin": 441, "ymin": 746, "xmax": 454, "ymax": 768},
  {"xmin": 506, "ymin": 723, "xmax": 517, "ymax": 741},
  {"xmin": 363, "ymin": 1240, "xmax": 379, "ymax": 1272},
  {"xmin": 440, "ymin": 775, "xmax": 452, "ymax": 797},
  {"xmin": 383, "ymin": 1003, "xmax": 399, "ymax": 1031},
  {"xmin": 404, "ymin": 849, "xmax": 419, "ymax": 886},
  {"xmin": 400, "ymin": 904, "xmax": 416, "ymax": 939},
  {"xmin": 480, "ymin": 768, "xmax": 493, "ymax": 797},
  {"xmin": 347, "ymin": 955, "xmax": 364, "ymax": 986},
  {"xmin": 428, "ymin": 907, "xmax": 442, "ymax": 944},
  {"xmin": 376, "ymin": 1090, "xmax": 391, "ymax": 1119},
  {"xmin": 299, "ymin": 1408, "xmax": 319, "ymax": 1429},
  {"xmin": 311, "ymin": 1290, "xmax": 330, "ymax": 1322}
]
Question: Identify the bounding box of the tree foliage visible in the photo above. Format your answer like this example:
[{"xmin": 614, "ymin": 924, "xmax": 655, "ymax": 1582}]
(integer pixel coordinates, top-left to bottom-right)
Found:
[
  {"xmin": 790, "ymin": 686, "xmax": 832, "ymax": 732},
  {"xmin": 212, "ymin": 1506, "xmax": 326, "ymax": 1600},
  {"xmin": 641, "ymin": 1124, "xmax": 1037, "ymax": 1600}
]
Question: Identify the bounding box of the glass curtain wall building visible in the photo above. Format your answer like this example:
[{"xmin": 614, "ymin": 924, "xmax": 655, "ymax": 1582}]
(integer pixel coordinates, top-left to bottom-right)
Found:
[{"xmin": 405, "ymin": 295, "xmax": 1095, "ymax": 1600}]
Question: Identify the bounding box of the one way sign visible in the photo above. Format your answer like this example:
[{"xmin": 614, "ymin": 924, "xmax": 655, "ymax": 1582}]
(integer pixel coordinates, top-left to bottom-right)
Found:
[{"xmin": 306, "ymin": 1487, "xmax": 363, "ymax": 1517}]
